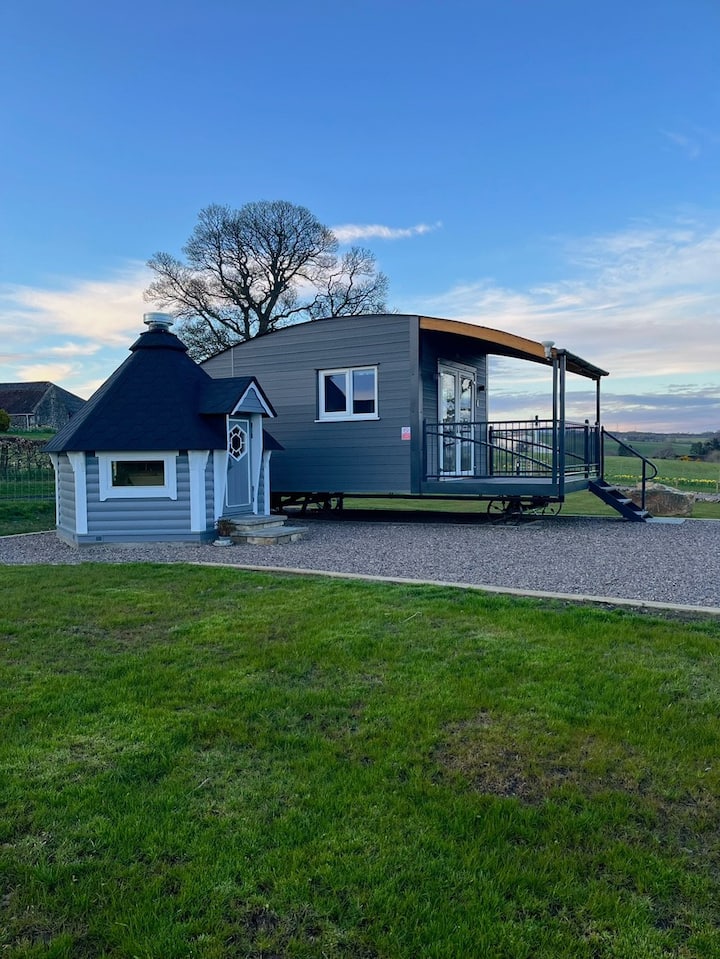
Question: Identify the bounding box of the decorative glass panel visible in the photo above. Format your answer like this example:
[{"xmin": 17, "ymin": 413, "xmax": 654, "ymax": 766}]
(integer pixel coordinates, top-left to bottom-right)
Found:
[{"xmin": 228, "ymin": 424, "xmax": 248, "ymax": 460}]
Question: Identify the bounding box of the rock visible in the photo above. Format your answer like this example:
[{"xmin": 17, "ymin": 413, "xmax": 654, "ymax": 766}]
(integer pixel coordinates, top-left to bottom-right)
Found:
[{"xmin": 622, "ymin": 483, "xmax": 695, "ymax": 517}]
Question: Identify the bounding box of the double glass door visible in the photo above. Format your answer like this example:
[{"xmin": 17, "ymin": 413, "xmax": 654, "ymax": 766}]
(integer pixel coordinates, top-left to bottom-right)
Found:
[{"xmin": 439, "ymin": 364, "xmax": 475, "ymax": 475}]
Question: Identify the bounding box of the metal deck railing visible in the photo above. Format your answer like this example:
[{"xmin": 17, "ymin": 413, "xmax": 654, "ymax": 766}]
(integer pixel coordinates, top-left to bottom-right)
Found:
[{"xmin": 423, "ymin": 418, "xmax": 601, "ymax": 483}]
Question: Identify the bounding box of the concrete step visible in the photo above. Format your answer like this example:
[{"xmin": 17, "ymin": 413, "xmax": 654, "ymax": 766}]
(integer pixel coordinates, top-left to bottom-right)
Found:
[
  {"xmin": 214, "ymin": 513, "xmax": 307, "ymax": 545},
  {"xmin": 218, "ymin": 514, "xmax": 289, "ymax": 532},
  {"xmin": 231, "ymin": 525, "xmax": 308, "ymax": 545}
]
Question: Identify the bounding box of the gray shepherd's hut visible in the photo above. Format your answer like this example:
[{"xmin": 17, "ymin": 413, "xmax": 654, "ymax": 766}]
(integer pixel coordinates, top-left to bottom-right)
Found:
[
  {"xmin": 45, "ymin": 313, "xmax": 278, "ymax": 545},
  {"xmin": 202, "ymin": 313, "xmax": 657, "ymax": 521}
]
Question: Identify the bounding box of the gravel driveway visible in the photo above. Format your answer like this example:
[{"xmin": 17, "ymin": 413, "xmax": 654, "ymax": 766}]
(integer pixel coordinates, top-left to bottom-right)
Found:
[{"xmin": 2, "ymin": 515, "xmax": 719, "ymax": 612}]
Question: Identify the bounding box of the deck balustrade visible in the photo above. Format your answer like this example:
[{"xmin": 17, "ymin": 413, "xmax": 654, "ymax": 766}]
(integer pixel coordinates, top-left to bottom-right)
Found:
[{"xmin": 423, "ymin": 418, "xmax": 601, "ymax": 483}]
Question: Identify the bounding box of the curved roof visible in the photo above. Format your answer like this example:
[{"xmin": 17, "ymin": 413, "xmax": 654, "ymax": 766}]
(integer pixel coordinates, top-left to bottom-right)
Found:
[{"xmin": 419, "ymin": 316, "xmax": 608, "ymax": 380}]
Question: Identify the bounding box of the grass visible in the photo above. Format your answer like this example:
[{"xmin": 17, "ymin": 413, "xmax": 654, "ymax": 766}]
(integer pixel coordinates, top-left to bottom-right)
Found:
[
  {"xmin": 2, "ymin": 564, "xmax": 720, "ymax": 957},
  {"xmin": 606, "ymin": 456, "xmax": 720, "ymax": 495},
  {"xmin": 338, "ymin": 456, "xmax": 720, "ymax": 520},
  {"xmin": 0, "ymin": 500, "xmax": 55, "ymax": 535},
  {"xmin": 0, "ymin": 431, "xmax": 55, "ymax": 441}
]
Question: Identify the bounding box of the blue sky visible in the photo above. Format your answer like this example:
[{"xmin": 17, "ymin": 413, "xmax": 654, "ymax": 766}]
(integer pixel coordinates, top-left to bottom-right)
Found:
[{"xmin": 1, "ymin": 0, "xmax": 719, "ymax": 431}]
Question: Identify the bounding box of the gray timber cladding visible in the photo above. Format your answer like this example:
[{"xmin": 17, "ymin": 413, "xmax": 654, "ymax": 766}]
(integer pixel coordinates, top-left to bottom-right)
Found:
[
  {"xmin": 420, "ymin": 330, "xmax": 488, "ymax": 424},
  {"xmin": 203, "ymin": 315, "xmax": 415, "ymax": 494},
  {"xmin": 85, "ymin": 454, "xmax": 192, "ymax": 539},
  {"xmin": 56, "ymin": 456, "xmax": 76, "ymax": 530}
]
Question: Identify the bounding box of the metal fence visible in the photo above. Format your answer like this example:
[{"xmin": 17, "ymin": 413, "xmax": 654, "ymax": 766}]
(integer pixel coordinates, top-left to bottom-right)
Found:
[{"xmin": 0, "ymin": 439, "xmax": 55, "ymax": 501}]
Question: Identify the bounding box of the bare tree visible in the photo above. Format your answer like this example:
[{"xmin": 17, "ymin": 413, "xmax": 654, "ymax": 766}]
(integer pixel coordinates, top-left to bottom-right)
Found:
[
  {"xmin": 145, "ymin": 200, "xmax": 388, "ymax": 360},
  {"xmin": 307, "ymin": 246, "xmax": 389, "ymax": 319}
]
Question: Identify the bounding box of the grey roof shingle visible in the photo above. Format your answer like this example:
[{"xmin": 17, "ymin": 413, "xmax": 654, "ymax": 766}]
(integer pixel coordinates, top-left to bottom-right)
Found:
[{"xmin": 0, "ymin": 382, "xmax": 84, "ymax": 416}]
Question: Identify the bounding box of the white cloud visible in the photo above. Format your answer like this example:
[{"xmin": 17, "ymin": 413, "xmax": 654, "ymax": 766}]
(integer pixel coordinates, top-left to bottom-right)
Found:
[
  {"xmin": 1, "ymin": 217, "xmax": 718, "ymax": 430},
  {"xmin": 1, "ymin": 262, "xmax": 151, "ymax": 346},
  {"xmin": 0, "ymin": 263, "xmax": 151, "ymax": 397},
  {"xmin": 408, "ymin": 217, "xmax": 720, "ymax": 431},
  {"xmin": 332, "ymin": 221, "xmax": 442, "ymax": 243},
  {"xmin": 47, "ymin": 342, "xmax": 102, "ymax": 357},
  {"xmin": 414, "ymin": 219, "xmax": 720, "ymax": 383},
  {"xmin": 14, "ymin": 362, "xmax": 76, "ymax": 383}
]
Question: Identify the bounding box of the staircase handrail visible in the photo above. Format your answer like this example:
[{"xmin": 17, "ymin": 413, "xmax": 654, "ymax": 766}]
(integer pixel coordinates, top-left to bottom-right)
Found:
[{"xmin": 601, "ymin": 428, "xmax": 658, "ymax": 511}]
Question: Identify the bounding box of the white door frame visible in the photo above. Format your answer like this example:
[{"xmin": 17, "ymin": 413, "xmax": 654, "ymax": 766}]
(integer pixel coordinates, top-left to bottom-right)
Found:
[
  {"xmin": 226, "ymin": 416, "xmax": 252, "ymax": 510},
  {"xmin": 438, "ymin": 362, "xmax": 476, "ymax": 476}
]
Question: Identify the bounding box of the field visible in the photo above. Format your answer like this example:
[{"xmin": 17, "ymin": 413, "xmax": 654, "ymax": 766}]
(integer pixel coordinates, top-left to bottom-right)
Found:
[
  {"xmin": 2, "ymin": 564, "xmax": 720, "ymax": 958},
  {"xmin": 0, "ymin": 434, "xmax": 55, "ymax": 503},
  {"xmin": 604, "ymin": 456, "xmax": 720, "ymax": 495}
]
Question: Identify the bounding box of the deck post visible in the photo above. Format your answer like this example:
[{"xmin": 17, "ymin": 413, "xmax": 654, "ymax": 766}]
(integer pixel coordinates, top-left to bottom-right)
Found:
[
  {"xmin": 558, "ymin": 351, "xmax": 567, "ymax": 500},
  {"xmin": 551, "ymin": 356, "xmax": 559, "ymax": 485},
  {"xmin": 421, "ymin": 418, "xmax": 427, "ymax": 481}
]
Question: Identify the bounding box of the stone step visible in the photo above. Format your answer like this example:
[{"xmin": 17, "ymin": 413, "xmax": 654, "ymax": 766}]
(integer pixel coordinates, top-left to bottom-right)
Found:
[
  {"xmin": 231, "ymin": 525, "xmax": 308, "ymax": 545},
  {"xmin": 218, "ymin": 513, "xmax": 288, "ymax": 533}
]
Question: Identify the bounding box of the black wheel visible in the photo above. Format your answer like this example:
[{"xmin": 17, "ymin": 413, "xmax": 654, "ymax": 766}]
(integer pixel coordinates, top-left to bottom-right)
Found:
[{"xmin": 487, "ymin": 497, "xmax": 524, "ymax": 520}]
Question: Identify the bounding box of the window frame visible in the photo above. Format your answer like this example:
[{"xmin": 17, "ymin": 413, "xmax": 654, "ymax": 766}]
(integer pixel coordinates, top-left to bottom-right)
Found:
[
  {"xmin": 317, "ymin": 366, "xmax": 379, "ymax": 422},
  {"xmin": 98, "ymin": 451, "xmax": 179, "ymax": 501}
]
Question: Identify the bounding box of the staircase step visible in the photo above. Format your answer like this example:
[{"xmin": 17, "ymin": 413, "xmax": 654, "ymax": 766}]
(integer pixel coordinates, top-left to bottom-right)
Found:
[{"xmin": 588, "ymin": 480, "xmax": 652, "ymax": 522}]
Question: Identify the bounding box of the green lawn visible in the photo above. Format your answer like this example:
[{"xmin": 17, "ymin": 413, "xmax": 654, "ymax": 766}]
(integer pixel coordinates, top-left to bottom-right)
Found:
[
  {"xmin": 0, "ymin": 501, "xmax": 55, "ymax": 535},
  {"xmin": 2, "ymin": 564, "xmax": 719, "ymax": 958},
  {"xmin": 0, "ymin": 431, "xmax": 55, "ymax": 441}
]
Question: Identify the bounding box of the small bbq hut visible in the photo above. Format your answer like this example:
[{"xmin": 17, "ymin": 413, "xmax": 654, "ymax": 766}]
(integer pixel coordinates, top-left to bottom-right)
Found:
[{"xmin": 45, "ymin": 313, "xmax": 277, "ymax": 546}]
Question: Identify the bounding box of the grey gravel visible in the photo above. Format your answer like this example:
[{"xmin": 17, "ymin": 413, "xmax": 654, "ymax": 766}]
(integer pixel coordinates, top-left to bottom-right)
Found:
[{"xmin": 2, "ymin": 516, "xmax": 719, "ymax": 610}]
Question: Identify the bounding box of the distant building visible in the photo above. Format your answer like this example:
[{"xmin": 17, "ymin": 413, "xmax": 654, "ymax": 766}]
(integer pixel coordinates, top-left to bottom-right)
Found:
[{"xmin": 0, "ymin": 382, "xmax": 86, "ymax": 431}]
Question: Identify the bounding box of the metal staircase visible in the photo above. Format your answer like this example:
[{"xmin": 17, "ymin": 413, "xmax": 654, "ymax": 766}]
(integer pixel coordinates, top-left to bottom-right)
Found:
[
  {"xmin": 588, "ymin": 479, "xmax": 651, "ymax": 522},
  {"xmin": 589, "ymin": 430, "xmax": 658, "ymax": 522}
]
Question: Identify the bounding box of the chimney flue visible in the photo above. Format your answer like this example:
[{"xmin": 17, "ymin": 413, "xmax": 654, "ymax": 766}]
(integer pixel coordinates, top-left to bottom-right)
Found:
[{"xmin": 143, "ymin": 312, "xmax": 174, "ymax": 331}]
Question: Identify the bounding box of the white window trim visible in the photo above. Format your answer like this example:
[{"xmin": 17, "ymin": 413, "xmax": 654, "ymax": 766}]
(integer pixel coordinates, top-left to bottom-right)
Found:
[
  {"xmin": 317, "ymin": 366, "xmax": 379, "ymax": 422},
  {"xmin": 98, "ymin": 451, "xmax": 179, "ymax": 501}
]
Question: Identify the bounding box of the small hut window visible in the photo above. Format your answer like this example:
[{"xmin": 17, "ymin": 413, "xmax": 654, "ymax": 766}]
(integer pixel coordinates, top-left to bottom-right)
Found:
[
  {"xmin": 318, "ymin": 367, "xmax": 378, "ymax": 421},
  {"xmin": 98, "ymin": 451, "xmax": 179, "ymax": 501},
  {"xmin": 112, "ymin": 460, "xmax": 165, "ymax": 487}
]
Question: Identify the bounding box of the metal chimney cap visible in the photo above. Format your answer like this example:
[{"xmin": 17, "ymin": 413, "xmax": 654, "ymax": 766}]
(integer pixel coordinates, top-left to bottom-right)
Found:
[{"xmin": 143, "ymin": 312, "xmax": 174, "ymax": 331}]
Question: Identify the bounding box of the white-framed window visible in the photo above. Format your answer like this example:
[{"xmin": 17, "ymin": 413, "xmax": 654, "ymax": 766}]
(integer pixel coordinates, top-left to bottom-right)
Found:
[
  {"xmin": 98, "ymin": 451, "xmax": 179, "ymax": 500},
  {"xmin": 317, "ymin": 366, "xmax": 378, "ymax": 421}
]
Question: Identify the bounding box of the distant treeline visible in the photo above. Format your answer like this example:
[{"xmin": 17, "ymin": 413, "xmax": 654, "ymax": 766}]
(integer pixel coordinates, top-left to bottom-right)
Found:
[
  {"xmin": 689, "ymin": 435, "xmax": 720, "ymax": 459},
  {"xmin": 614, "ymin": 431, "xmax": 720, "ymax": 461}
]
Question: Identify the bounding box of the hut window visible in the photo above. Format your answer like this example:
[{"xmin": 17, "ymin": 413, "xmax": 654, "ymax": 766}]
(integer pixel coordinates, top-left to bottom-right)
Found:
[
  {"xmin": 112, "ymin": 460, "xmax": 165, "ymax": 487},
  {"xmin": 318, "ymin": 367, "xmax": 378, "ymax": 421},
  {"xmin": 98, "ymin": 451, "xmax": 179, "ymax": 500}
]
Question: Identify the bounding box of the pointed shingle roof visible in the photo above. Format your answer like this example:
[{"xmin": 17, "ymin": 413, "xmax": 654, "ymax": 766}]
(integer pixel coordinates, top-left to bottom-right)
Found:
[{"xmin": 45, "ymin": 325, "xmax": 272, "ymax": 453}]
